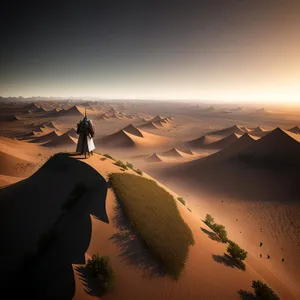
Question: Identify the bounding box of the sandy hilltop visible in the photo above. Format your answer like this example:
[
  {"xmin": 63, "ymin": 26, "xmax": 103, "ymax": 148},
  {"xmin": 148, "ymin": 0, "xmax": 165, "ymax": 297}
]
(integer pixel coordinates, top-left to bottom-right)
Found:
[{"xmin": 0, "ymin": 98, "xmax": 300, "ymax": 299}]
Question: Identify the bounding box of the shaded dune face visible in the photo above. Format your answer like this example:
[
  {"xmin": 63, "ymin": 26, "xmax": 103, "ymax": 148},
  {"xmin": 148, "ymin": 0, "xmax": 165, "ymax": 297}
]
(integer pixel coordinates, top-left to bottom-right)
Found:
[
  {"xmin": 0, "ymin": 154, "xmax": 108, "ymax": 299},
  {"xmin": 166, "ymin": 128, "xmax": 300, "ymax": 202}
]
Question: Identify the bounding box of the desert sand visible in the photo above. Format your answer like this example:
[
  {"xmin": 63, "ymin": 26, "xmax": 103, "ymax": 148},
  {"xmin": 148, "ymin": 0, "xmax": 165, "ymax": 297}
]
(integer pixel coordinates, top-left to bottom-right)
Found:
[{"xmin": 0, "ymin": 99, "xmax": 300, "ymax": 299}]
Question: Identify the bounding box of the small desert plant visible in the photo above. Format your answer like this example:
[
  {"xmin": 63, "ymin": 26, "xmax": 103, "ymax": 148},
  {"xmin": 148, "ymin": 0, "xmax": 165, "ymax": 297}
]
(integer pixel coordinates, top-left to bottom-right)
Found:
[
  {"xmin": 211, "ymin": 223, "xmax": 228, "ymax": 243},
  {"xmin": 187, "ymin": 208, "xmax": 192, "ymax": 212},
  {"xmin": 100, "ymin": 157, "xmax": 107, "ymax": 161},
  {"xmin": 134, "ymin": 168, "xmax": 143, "ymax": 175},
  {"xmin": 177, "ymin": 197, "xmax": 185, "ymax": 205},
  {"xmin": 86, "ymin": 254, "xmax": 114, "ymax": 295},
  {"xmin": 103, "ymin": 153, "xmax": 115, "ymax": 161},
  {"xmin": 62, "ymin": 183, "xmax": 87, "ymax": 210},
  {"xmin": 126, "ymin": 162, "xmax": 134, "ymax": 169},
  {"xmin": 120, "ymin": 168, "xmax": 126, "ymax": 171},
  {"xmin": 114, "ymin": 160, "xmax": 128, "ymax": 169},
  {"xmin": 227, "ymin": 241, "xmax": 247, "ymax": 261},
  {"xmin": 204, "ymin": 214, "xmax": 214, "ymax": 226},
  {"xmin": 252, "ymin": 280, "xmax": 280, "ymax": 300}
]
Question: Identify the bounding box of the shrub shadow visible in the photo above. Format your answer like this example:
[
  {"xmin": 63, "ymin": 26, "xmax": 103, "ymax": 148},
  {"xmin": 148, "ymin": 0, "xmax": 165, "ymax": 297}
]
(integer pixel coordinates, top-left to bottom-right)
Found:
[
  {"xmin": 238, "ymin": 289, "xmax": 256, "ymax": 300},
  {"xmin": 212, "ymin": 254, "xmax": 245, "ymax": 271},
  {"xmin": 74, "ymin": 265, "xmax": 100, "ymax": 297},
  {"xmin": 200, "ymin": 227, "xmax": 220, "ymax": 242},
  {"xmin": 110, "ymin": 199, "xmax": 165, "ymax": 278}
]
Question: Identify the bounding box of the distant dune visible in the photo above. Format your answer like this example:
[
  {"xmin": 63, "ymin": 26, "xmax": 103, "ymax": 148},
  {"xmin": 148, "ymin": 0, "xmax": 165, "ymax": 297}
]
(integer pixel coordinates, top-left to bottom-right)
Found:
[
  {"xmin": 187, "ymin": 133, "xmax": 240, "ymax": 150},
  {"xmin": 95, "ymin": 124, "xmax": 174, "ymax": 149},
  {"xmin": 209, "ymin": 125, "xmax": 245, "ymax": 137},
  {"xmin": 58, "ymin": 106, "xmax": 96, "ymax": 118},
  {"xmin": 187, "ymin": 135, "xmax": 221, "ymax": 148},
  {"xmin": 139, "ymin": 122, "xmax": 162, "ymax": 130},
  {"xmin": 288, "ymin": 125, "xmax": 300, "ymax": 134},
  {"xmin": 29, "ymin": 131, "xmax": 60, "ymax": 144},
  {"xmin": 43, "ymin": 132, "xmax": 77, "ymax": 148},
  {"xmin": 145, "ymin": 153, "xmax": 164, "ymax": 162}
]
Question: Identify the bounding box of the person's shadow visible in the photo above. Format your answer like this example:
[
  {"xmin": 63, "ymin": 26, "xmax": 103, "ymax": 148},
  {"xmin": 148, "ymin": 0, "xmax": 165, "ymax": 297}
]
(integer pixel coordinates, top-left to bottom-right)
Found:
[{"xmin": 0, "ymin": 153, "xmax": 108, "ymax": 299}]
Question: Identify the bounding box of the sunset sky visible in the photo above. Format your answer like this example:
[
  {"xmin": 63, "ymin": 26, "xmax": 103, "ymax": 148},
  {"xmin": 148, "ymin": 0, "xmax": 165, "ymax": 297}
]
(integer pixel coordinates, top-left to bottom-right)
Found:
[{"xmin": 0, "ymin": 1, "xmax": 299, "ymax": 105}]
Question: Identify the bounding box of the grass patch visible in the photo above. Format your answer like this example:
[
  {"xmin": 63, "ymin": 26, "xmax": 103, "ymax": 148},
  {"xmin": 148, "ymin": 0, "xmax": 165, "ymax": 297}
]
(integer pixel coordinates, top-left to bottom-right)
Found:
[
  {"xmin": 126, "ymin": 162, "xmax": 134, "ymax": 169},
  {"xmin": 86, "ymin": 253, "xmax": 114, "ymax": 295},
  {"xmin": 177, "ymin": 197, "xmax": 185, "ymax": 205},
  {"xmin": 103, "ymin": 153, "xmax": 116, "ymax": 161},
  {"xmin": 114, "ymin": 160, "xmax": 128, "ymax": 170},
  {"xmin": 61, "ymin": 183, "xmax": 87, "ymax": 211},
  {"xmin": 109, "ymin": 173, "xmax": 194, "ymax": 279},
  {"xmin": 134, "ymin": 168, "xmax": 143, "ymax": 175},
  {"xmin": 100, "ymin": 157, "xmax": 107, "ymax": 161}
]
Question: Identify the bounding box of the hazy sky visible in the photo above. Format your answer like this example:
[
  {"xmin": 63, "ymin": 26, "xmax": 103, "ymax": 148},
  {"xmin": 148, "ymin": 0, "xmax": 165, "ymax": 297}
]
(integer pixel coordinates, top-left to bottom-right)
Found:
[{"xmin": 0, "ymin": 1, "xmax": 299, "ymax": 105}]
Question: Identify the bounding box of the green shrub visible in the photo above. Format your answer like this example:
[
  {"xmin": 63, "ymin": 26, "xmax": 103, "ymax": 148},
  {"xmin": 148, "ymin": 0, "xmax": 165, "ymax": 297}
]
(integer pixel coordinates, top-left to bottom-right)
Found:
[
  {"xmin": 126, "ymin": 162, "xmax": 134, "ymax": 169},
  {"xmin": 252, "ymin": 280, "xmax": 280, "ymax": 300},
  {"xmin": 114, "ymin": 160, "xmax": 128, "ymax": 169},
  {"xmin": 134, "ymin": 168, "xmax": 143, "ymax": 175},
  {"xmin": 227, "ymin": 241, "xmax": 247, "ymax": 261},
  {"xmin": 204, "ymin": 214, "xmax": 214, "ymax": 225},
  {"xmin": 103, "ymin": 154, "xmax": 115, "ymax": 161},
  {"xmin": 109, "ymin": 173, "xmax": 194, "ymax": 279},
  {"xmin": 210, "ymin": 223, "xmax": 228, "ymax": 243},
  {"xmin": 86, "ymin": 254, "xmax": 114, "ymax": 295},
  {"xmin": 100, "ymin": 157, "xmax": 107, "ymax": 161},
  {"xmin": 62, "ymin": 183, "xmax": 87, "ymax": 210},
  {"xmin": 177, "ymin": 197, "xmax": 185, "ymax": 205}
]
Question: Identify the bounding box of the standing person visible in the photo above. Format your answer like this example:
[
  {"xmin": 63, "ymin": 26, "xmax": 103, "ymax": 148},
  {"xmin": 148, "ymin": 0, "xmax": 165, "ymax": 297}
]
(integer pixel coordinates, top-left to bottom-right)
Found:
[{"xmin": 76, "ymin": 109, "xmax": 95, "ymax": 158}]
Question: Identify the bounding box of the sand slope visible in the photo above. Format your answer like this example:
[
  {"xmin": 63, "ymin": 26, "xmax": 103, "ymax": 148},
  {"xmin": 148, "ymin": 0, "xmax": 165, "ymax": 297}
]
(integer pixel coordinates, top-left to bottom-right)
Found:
[
  {"xmin": 209, "ymin": 125, "xmax": 245, "ymax": 137},
  {"xmin": 288, "ymin": 125, "xmax": 300, "ymax": 134},
  {"xmin": 95, "ymin": 124, "xmax": 174, "ymax": 149},
  {"xmin": 187, "ymin": 135, "xmax": 222, "ymax": 148}
]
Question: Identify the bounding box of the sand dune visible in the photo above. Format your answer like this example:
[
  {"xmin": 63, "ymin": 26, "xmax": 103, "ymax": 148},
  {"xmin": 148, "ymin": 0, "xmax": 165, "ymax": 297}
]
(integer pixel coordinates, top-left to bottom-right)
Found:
[
  {"xmin": 209, "ymin": 125, "xmax": 245, "ymax": 137},
  {"xmin": 122, "ymin": 124, "xmax": 144, "ymax": 137},
  {"xmin": 251, "ymin": 108, "xmax": 270, "ymax": 115},
  {"xmin": 149, "ymin": 115, "xmax": 172, "ymax": 123},
  {"xmin": 58, "ymin": 105, "xmax": 96, "ymax": 118},
  {"xmin": 65, "ymin": 128, "xmax": 79, "ymax": 138},
  {"xmin": 204, "ymin": 133, "xmax": 241, "ymax": 149},
  {"xmin": 43, "ymin": 132, "xmax": 77, "ymax": 148},
  {"xmin": 95, "ymin": 124, "xmax": 174, "ymax": 149},
  {"xmin": 0, "ymin": 137, "xmax": 48, "ymax": 178},
  {"xmin": 138, "ymin": 122, "xmax": 162, "ymax": 130},
  {"xmin": 240, "ymin": 128, "xmax": 300, "ymax": 160},
  {"xmin": 188, "ymin": 133, "xmax": 240, "ymax": 150},
  {"xmin": 43, "ymin": 121, "xmax": 58, "ymax": 129},
  {"xmin": 29, "ymin": 130, "xmax": 60, "ymax": 143},
  {"xmin": 22, "ymin": 103, "xmax": 40, "ymax": 111},
  {"xmin": 95, "ymin": 125, "xmax": 145, "ymax": 148},
  {"xmin": 0, "ymin": 152, "xmax": 33, "ymax": 177},
  {"xmin": 288, "ymin": 125, "xmax": 300, "ymax": 134},
  {"xmin": 145, "ymin": 153, "xmax": 164, "ymax": 162},
  {"xmin": 160, "ymin": 148, "xmax": 185, "ymax": 158},
  {"xmin": 96, "ymin": 129, "xmax": 137, "ymax": 148},
  {"xmin": 160, "ymin": 148, "xmax": 194, "ymax": 158},
  {"xmin": 187, "ymin": 135, "xmax": 221, "ymax": 148},
  {"xmin": 240, "ymin": 126, "xmax": 251, "ymax": 132}
]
